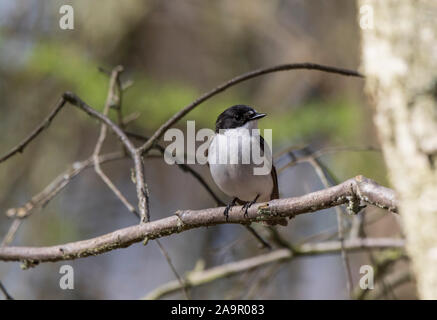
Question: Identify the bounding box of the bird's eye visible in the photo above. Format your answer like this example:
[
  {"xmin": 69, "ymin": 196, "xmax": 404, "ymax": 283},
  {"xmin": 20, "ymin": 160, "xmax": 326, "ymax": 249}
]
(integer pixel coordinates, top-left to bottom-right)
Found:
[{"xmin": 235, "ymin": 115, "xmax": 241, "ymax": 121}]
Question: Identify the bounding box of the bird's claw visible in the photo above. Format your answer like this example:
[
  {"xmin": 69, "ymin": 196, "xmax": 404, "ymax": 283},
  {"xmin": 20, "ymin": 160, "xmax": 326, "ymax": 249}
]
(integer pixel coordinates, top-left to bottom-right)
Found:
[
  {"xmin": 241, "ymin": 195, "xmax": 259, "ymax": 218},
  {"xmin": 223, "ymin": 198, "xmax": 237, "ymax": 221},
  {"xmin": 224, "ymin": 204, "xmax": 232, "ymax": 221},
  {"xmin": 242, "ymin": 201, "xmax": 253, "ymax": 218}
]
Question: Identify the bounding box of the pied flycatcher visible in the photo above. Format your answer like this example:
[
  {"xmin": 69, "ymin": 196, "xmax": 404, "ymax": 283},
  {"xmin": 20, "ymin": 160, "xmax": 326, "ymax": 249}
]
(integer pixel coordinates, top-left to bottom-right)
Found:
[{"xmin": 207, "ymin": 105, "xmax": 287, "ymax": 226}]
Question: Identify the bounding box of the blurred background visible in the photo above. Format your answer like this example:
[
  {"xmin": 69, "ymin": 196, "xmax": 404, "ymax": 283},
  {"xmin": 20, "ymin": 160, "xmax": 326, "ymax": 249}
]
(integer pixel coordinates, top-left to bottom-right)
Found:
[{"xmin": 0, "ymin": 0, "xmax": 410, "ymax": 299}]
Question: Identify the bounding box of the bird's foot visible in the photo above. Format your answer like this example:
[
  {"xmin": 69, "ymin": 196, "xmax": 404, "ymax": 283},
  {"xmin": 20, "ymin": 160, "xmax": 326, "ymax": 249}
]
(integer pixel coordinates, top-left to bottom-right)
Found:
[
  {"xmin": 224, "ymin": 198, "xmax": 237, "ymax": 221},
  {"xmin": 242, "ymin": 195, "xmax": 260, "ymax": 218}
]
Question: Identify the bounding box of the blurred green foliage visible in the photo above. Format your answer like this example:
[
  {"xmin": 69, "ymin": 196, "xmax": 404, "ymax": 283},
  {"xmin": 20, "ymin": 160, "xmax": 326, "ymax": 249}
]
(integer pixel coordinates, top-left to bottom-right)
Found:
[
  {"xmin": 28, "ymin": 42, "xmax": 363, "ymax": 144},
  {"xmin": 262, "ymin": 98, "xmax": 363, "ymax": 143},
  {"xmin": 28, "ymin": 42, "xmax": 108, "ymax": 109},
  {"xmin": 28, "ymin": 209, "xmax": 81, "ymax": 246},
  {"xmin": 28, "ymin": 42, "xmax": 386, "ymax": 182}
]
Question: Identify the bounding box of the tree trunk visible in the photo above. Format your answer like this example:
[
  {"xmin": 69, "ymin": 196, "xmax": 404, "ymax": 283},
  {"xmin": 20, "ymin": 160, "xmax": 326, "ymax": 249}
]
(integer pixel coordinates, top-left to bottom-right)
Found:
[{"xmin": 359, "ymin": 0, "xmax": 437, "ymax": 299}]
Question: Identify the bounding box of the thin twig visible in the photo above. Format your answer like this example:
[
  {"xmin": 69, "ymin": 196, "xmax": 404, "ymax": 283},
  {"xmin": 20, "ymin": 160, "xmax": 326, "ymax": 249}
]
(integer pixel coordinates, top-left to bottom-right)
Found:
[
  {"xmin": 1, "ymin": 219, "xmax": 23, "ymax": 247},
  {"xmin": 1, "ymin": 91, "xmax": 150, "ymax": 222},
  {"xmin": 244, "ymin": 262, "xmax": 282, "ymax": 299},
  {"xmin": 244, "ymin": 225, "xmax": 272, "ymax": 250},
  {"xmin": 0, "ymin": 98, "xmax": 67, "ymax": 164},
  {"xmin": 122, "ymin": 112, "xmax": 141, "ymax": 127},
  {"xmin": 0, "ymin": 98, "xmax": 66, "ymax": 163},
  {"xmin": 155, "ymin": 239, "xmax": 190, "ymax": 300},
  {"xmin": 0, "ymin": 281, "xmax": 13, "ymax": 300},
  {"xmin": 92, "ymin": 66, "xmax": 139, "ymax": 218},
  {"xmin": 2, "ymin": 152, "xmax": 126, "ymax": 250},
  {"xmin": 277, "ymin": 145, "xmax": 380, "ymax": 174},
  {"xmin": 62, "ymin": 92, "xmax": 150, "ymax": 222},
  {"xmin": 296, "ymin": 225, "xmax": 339, "ymax": 245},
  {"xmin": 353, "ymin": 212, "xmax": 405, "ymax": 300},
  {"xmin": 6, "ymin": 152, "xmax": 126, "ymax": 219},
  {"xmin": 306, "ymin": 156, "xmax": 354, "ymax": 298}
]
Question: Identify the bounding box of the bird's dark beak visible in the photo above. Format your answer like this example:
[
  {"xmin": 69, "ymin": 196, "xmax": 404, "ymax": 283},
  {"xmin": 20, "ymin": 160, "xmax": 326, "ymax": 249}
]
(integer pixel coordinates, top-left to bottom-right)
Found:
[{"xmin": 249, "ymin": 112, "xmax": 266, "ymax": 121}]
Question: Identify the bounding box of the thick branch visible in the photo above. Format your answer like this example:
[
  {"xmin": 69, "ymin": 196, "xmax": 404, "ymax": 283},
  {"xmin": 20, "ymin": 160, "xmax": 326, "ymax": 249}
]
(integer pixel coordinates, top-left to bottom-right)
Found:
[{"xmin": 0, "ymin": 176, "xmax": 397, "ymax": 265}]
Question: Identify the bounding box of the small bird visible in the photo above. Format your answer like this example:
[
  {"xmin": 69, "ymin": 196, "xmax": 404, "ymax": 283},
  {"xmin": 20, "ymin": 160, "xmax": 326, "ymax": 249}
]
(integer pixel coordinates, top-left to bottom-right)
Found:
[{"xmin": 208, "ymin": 105, "xmax": 287, "ymax": 226}]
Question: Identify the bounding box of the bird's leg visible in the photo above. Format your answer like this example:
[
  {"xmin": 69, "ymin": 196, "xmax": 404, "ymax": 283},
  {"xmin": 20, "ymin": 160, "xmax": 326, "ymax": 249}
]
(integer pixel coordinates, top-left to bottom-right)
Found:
[
  {"xmin": 242, "ymin": 194, "xmax": 260, "ymax": 218},
  {"xmin": 224, "ymin": 198, "xmax": 237, "ymax": 221}
]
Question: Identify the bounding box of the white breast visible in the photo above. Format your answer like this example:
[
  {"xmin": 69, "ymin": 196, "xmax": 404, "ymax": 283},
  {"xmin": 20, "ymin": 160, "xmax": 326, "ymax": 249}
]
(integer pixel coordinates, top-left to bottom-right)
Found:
[{"xmin": 208, "ymin": 125, "xmax": 273, "ymax": 202}]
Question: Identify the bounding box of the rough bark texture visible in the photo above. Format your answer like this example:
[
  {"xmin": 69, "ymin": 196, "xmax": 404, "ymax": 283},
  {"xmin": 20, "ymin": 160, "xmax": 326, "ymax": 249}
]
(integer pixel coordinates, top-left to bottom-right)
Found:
[
  {"xmin": 360, "ymin": 0, "xmax": 437, "ymax": 299},
  {"xmin": 0, "ymin": 176, "xmax": 396, "ymax": 266}
]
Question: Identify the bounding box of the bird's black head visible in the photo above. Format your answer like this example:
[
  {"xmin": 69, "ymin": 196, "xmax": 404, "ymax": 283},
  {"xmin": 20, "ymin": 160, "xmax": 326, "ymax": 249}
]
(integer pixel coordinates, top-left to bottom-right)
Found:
[{"xmin": 215, "ymin": 105, "xmax": 266, "ymax": 133}]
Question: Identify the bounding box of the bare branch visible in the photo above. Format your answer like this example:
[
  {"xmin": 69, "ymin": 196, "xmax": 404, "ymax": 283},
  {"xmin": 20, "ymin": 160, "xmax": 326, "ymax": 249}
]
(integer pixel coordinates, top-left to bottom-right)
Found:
[
  {"xmin": 92, "ymin": 66, "xmax": 139, "ymax": 218},
  {"xmin": 144, "ymin": 237, "xmax": 405, "ymax": 300},
  {"xmin": 353, "ymin": 249, "xmax": 407, "ymax": 300},
  {"xmin": 0, "ymin": 176, "xmax": 397, "ymax": 265},
  {"xmin": 96, "ymin": 71, "xmax": 187, "ymax": 295},
  {"xmin": 61, "ymin": 92, "xmax": 150, "ymax": 221},
  {"xmin": 0, "ymin": 90, "xmax": 148, "ymax": 220},
  {"xmin": 306, "ymin": 156, "xmax": 354, "ymax": 297},
  {"xmin": 277, "ymin": 145, "xmax": 381, "ymax": 174},
  {"xmin": 137, "ymin": 63, "xmax": 363, "ymax": 155},
  {"xmin": 244, "ymin": 225, "xmax": 272, "ymax": 250},
  {"xmin": 4, "ymin": 91, "xmax": 150, "ymax": 223},
  {"xmin": 0, "ymin": 281, "xmax": 13, "ymax": 300},
  {"xmin": 365, "ymin": 270, "xmax": 412, "ymax": 300},
  {"xmin": 2, "ymin": 152, "xmax": 125, "ymax": 248},
  {"xmin": 1, "ymin": 219, "xmax": 22, "ymax": 247},
  {"xmin": 0, "ymin": 97, "xmax": 67, "ymax": 164},
  {"xmin": 6, "ymin": 152, "xmax": 125, "ymax": 219},
  {"xmin": 155, "ymin": 239, "xmax": 190, "ymax": 300},
  {"xmin": 244, "ymin": 262, "xmax": 282, "ymax": 299}
]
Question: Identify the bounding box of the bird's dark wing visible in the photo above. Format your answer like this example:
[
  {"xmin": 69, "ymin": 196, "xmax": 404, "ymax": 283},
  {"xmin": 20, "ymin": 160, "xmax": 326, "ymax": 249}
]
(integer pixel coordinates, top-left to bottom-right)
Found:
[
  {"xmin": 260, "ymin": 135, "xmax": 287, "ymax": 226},
  {"xmin": 258, "ymin": 135, "xmax": 278, "ymax": 199},
  {"xmin": 259, "ymin": 134, "xmax": 265, "ymax": 154},
  {"xmin": 267, "ymin": 165, "xmax": 287, "ymax": 226},
  {"xmin": 270, "ymin": 164, "xmax": 279, "ymax": 200}
]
